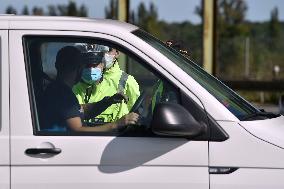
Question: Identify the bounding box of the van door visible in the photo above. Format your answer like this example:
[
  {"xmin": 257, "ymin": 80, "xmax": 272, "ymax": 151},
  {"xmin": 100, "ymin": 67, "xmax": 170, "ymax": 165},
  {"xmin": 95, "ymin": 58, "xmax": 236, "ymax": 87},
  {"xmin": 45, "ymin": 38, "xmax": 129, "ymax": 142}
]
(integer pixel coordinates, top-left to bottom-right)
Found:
[
  {"xmin": 0, "ymin": 30, "xmax": 10, "ymax": 189},
  {"xmin": 209, "ymin": 121, "xmax": 284, "ymax": 189},
  {"xmin": 10, "ymin": 30, "xmax": 209, "ymax": 189}
]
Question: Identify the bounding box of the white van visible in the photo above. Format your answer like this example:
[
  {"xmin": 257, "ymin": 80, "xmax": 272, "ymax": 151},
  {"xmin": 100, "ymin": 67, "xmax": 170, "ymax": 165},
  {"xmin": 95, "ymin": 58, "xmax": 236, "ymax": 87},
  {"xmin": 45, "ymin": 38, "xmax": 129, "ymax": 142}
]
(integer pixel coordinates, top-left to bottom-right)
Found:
[{"xmin": 0, "ymin": 16, "xmax": 283, "ymax": 189}]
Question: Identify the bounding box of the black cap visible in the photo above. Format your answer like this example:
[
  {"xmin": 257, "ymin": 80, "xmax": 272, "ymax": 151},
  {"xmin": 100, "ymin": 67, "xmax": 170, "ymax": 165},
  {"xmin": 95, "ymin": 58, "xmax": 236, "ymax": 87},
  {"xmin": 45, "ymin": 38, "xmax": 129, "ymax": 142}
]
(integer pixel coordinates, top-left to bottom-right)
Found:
[
  {"xmin": 81, "ymin": 51, "xmax": 104, "ymax": 65},
  {"xmin": 55, "ymin": 46, "xmax": 83, "ymax": 72}
]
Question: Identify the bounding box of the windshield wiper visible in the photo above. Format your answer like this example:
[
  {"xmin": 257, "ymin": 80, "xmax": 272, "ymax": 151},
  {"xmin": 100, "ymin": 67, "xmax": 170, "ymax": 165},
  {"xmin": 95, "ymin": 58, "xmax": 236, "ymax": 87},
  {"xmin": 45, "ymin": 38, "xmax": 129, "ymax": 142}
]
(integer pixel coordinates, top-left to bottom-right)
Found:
[{"xmin": 241, "ymin": 111, "xmax": 280, "ymax": 121}]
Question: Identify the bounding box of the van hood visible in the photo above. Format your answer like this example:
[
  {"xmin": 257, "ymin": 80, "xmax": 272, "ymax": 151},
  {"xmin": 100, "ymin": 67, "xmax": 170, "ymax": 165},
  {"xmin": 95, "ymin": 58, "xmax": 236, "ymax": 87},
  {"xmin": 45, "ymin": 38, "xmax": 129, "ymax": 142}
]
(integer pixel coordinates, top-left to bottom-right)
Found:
[{"xmin": 240, "ymin": 115, "xmax": 284, "ymax": 149}]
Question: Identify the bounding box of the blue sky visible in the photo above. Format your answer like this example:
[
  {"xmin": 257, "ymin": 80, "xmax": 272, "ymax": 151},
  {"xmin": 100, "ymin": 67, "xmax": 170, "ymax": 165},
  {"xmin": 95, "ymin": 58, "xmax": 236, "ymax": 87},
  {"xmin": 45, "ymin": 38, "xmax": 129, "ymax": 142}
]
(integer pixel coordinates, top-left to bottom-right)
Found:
[{"xmin": 1, "ymin": 0, "xmax": 284, "ymax": 23}]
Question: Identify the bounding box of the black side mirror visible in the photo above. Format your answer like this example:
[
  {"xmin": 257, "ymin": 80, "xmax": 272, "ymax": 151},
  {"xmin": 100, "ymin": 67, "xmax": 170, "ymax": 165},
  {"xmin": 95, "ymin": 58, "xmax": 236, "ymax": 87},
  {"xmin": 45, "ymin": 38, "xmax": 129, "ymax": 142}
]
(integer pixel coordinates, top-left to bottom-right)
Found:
[{"xmin": 151, "ymin": 103, "xmax": 205, "ymax": 138}]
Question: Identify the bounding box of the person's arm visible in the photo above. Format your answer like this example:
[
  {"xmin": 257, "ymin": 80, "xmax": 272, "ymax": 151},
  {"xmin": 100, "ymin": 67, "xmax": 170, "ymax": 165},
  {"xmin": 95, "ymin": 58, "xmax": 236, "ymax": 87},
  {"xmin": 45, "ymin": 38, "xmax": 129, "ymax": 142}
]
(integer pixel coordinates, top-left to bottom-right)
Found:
[
  {"xmin": 81, "ymin": 97, "xmax": 113, "ymax": 120},
  {"xmin": 66, "ymin": 117, "xmax": 116, "ymax": 132},
  {"xmin": 82, "ymin": 92, "xmax": 128, "ymax": 120},
  {"xmin": 66, "ymin": 112, "xmax": 139, "ymax": 132}
]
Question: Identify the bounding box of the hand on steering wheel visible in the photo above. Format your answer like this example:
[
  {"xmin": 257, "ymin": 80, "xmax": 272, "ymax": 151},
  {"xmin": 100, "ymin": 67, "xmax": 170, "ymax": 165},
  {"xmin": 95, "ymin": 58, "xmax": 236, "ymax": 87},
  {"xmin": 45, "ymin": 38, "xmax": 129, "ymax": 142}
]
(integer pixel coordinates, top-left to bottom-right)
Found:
[{"xmin": 118, "ymin": 91, "xmax": 147, "ymax": 134}]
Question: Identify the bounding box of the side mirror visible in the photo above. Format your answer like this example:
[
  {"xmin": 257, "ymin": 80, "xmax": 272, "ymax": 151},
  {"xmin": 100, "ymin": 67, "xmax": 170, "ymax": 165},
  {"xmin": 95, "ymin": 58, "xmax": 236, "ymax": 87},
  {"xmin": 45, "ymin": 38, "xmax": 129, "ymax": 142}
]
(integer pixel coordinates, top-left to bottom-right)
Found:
[{"xmin": 151, "ymin": 103, "xmax": 205, "ymax": 138}]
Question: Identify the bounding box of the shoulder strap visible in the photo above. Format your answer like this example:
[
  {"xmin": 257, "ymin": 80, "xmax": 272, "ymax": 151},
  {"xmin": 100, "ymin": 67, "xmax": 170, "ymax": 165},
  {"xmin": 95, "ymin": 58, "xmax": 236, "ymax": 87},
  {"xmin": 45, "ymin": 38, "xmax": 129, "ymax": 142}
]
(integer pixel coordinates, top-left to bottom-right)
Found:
[
  {"xmin": 118, "ymin": 71, "xmax": 129, "ymax": 93},
  {"xmin": 84, "ymin": 85, "xmax": 94, "ymax": 104}
]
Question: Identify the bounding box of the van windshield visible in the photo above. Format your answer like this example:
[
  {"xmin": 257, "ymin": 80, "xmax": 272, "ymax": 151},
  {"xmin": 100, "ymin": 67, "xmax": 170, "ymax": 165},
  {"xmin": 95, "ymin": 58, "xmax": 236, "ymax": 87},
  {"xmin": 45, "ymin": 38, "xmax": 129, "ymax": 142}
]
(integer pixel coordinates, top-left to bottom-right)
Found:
[{"xmin": 133, "ymin": 29, "xmax": 260, "ymax": 120}]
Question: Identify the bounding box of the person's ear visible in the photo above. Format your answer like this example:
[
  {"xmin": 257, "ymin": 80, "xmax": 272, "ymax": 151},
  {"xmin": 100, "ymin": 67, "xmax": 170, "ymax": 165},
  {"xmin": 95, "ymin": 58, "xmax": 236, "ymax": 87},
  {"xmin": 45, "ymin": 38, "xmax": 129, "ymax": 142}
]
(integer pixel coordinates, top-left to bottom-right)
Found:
[{"xmin": 115, "ymin": 50, "xmax": 120, "ymax": 58}]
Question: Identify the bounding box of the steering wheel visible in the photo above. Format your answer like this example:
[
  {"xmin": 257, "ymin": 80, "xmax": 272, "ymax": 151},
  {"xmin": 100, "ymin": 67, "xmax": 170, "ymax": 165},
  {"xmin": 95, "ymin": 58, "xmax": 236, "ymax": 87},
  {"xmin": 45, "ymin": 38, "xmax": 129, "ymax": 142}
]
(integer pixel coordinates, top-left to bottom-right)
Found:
[
  {"xmin": 118, "ymin": 91, "xmax": 147, "ymax": 135},
  {"xmin": 130, "ymin": 91, "xmax": 146, "ymax": 114}
]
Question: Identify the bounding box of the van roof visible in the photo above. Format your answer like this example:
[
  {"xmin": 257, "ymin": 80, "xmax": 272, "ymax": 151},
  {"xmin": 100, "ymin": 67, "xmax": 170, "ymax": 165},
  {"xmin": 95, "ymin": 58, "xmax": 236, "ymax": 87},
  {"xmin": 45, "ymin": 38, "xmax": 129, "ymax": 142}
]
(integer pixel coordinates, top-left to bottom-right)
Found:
[{"xmin": 0, "ymin": 15, "xmax": 138, "ymax": 33}]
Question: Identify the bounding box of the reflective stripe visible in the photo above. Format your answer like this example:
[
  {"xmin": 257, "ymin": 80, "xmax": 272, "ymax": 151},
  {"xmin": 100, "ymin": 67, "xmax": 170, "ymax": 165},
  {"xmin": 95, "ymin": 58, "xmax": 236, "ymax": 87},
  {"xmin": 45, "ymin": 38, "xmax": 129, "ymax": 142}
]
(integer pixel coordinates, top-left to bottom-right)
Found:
[
  {"xmin": 115, "ymin": 71, "xmax": 129, "ymax": 120},
  {"xmin": 84, "ymin": 85, "xmax": 94, "ymax": 104},
  {"xmin": 118, "ymin": 71, "xmax": 129, "ymax": 93}
]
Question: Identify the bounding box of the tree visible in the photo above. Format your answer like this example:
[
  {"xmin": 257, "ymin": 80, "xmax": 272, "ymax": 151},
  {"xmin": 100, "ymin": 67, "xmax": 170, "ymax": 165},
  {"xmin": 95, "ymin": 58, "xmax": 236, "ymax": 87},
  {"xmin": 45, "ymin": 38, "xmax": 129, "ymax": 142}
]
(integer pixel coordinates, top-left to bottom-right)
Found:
[
  {"xmin": 67, "ymin": 1, "xmax": 78, "ymax": 16},
  {"xmin": 48, "ymin": 5, "xmax": 58, "ymax": 16},
  {"xmin": 57, "ymin": 4, "xmax": 67, "ymax": 16},
  {"xmin": 136, "ymin": 2, "xmax": 147, "ymax": 28},
  {"xmin": 194, "ymin": 0, "xmax": 203, "ymax": 21},
  {"xmin": 79, "ymin": 5, "xmax": 88, "ymax": 17},
  {"xmin": 129, "ymin": 10, "xmax": 135, "ymax": 24},
  {"xmin": 6, "ymin": 5, "xmax": 17, "ymax": 14},
  {"xmin": 47, "ymin": 1, "xmax": 88, "ymax": 17},
  {"xmin": 22, "ymin": 5, "xmax": 29, "ymax": 15},
  {"xmin": 133, "ymin": 2, "xmax": 161, "ymax": 36},
  {"xmin": 218, "ymin": 0, "xmax": 249, "ymax": 37},
  {"xmin": 195, "ymin": 0, "xmax": 248, "ymax": 37},
  {"xmin": 219, "ymin": 0, "xmax": 247, "ymax": 25},
  {"xmin": 32, "ymin": 7, "xmax": 44, "ymax": 15},
  {"xmin": 269, "ymin": 7, "xmax": 280, "ymax": 39},
  {"xmin": 105, "ymin": 0, "xmax": 118, "ymax": 19}
]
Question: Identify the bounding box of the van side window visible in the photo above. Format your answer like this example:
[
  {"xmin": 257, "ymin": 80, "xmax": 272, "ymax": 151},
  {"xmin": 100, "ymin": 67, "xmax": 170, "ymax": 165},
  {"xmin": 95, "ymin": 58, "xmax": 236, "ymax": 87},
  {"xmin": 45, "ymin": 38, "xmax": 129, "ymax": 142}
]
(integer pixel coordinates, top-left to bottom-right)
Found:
[{"xmin": 24, "ymin": 36, "xmax": 188, "ymax": 137}]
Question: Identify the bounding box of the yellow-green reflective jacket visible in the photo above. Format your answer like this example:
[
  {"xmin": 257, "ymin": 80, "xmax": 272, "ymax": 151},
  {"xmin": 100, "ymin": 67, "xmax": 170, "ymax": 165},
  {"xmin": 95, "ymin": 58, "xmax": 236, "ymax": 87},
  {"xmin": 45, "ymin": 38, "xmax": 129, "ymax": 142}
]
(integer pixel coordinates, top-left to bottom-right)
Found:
[
  {"xmin": 151, "ymin": 80, "xmax": 164, "ymax": 113},
  {"xmin": 151, "ymin": 80, "xmax": 179, "ymax": 113},
  {"xmin": 73, "ymin": 62, "xmax": 140, "ymax": 122}
]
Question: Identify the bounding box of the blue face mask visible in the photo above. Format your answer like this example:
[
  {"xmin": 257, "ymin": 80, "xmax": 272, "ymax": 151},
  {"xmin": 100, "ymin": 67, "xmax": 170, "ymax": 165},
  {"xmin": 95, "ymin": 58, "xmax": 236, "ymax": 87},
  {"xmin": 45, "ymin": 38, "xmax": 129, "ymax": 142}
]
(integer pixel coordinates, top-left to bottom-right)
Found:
[{"xmin": 81, "ymin": 67, "xmax": 102, "ymax": 84}]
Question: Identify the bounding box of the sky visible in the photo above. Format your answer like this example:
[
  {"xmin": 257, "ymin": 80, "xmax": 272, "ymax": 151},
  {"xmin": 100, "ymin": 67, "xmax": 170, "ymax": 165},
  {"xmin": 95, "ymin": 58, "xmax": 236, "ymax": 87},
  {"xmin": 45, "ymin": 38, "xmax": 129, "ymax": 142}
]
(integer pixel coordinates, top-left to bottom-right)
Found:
[{"xmin": 1, "ymin": 0, "xmax": 284, "ymax": 24}]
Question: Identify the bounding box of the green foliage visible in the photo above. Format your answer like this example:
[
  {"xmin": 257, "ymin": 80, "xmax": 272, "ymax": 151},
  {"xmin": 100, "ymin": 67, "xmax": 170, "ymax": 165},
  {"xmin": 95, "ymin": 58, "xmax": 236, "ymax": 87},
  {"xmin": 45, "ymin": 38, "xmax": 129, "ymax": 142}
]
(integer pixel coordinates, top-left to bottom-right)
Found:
[
  {"xmin": 52, "ymin": 1, "xmax": 88, "ymax": 17},
  {"xmin": 131, "ymin": 2, "xmax": 162, "ymax": 37},
  {"xmin": 22, "ymin": 6, "xmax": 29, "ymax": 15},
  {"xmin": 238, "ymin": 91, "xmax": 283, "ymax": 105},
  {"xmin": 158, "ymin": 21, "xmax": 203, "ymax": 64},
  {"xmin": 79, "ymin": 5, "xmax": 88, "ymax": 17},
  {"xmin": 5, "ymin": 5, "xmax": 17, "ymax": 14},
  {"xmin": 32, "ymin": 7, "xmax": 44, "ymax": 15},
  {"xmin": 215, "ymin": 0, "xmax": 284, "ymax": 82},
  {"xmin": 66, "ymin": 1, "xmax": 78, "ymax": 16},
  {"xmin": 269, "ymin": 7, "xmax": 280, "ymax": 39},
  {"xmin": 6, "ymin": 1, "xmax": 88, "ymax": 17},
  {"xmin": 105, "ymin": 0, "xmax": 118, "ymax": 19},
  {"xmin": 218, "ymin": 0, "xmax": 249, "ymax": 37},
  {"xmin": 130, "ymin": 2, "xmax": 202, "ymax": 63}
]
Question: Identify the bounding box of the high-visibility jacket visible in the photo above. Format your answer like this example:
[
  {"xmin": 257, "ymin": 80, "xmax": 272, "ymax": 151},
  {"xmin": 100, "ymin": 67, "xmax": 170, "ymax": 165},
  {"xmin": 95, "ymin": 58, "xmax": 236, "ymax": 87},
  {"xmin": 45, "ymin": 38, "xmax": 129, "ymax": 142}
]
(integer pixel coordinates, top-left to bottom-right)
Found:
[
  {"xmin": 151, "ymin": 80, "xmax": 164, "ymax": 113},
  {"xmin": 151, "ymin": 80, "xmax": 179, "ymax": 114},
  {"xmin": 73, "ymin": 62, "xmax": 140, "ymax": 122}
]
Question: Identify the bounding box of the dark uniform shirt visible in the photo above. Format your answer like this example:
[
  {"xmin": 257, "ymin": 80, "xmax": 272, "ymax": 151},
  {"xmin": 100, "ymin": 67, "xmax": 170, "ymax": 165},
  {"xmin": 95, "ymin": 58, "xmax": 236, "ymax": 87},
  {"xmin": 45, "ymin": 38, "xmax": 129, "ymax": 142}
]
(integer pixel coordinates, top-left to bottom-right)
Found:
[{"xmin": 40, "ymin": 80, "xmax": 84, "ymax": 131}]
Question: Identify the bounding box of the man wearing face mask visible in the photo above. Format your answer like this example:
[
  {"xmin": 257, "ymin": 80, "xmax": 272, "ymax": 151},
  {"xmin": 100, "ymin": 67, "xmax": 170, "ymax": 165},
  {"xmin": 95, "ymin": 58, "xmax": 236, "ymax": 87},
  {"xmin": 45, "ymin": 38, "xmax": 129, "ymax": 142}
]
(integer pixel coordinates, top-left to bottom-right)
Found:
[
  {"xmin": 102, "ymin": 48, "xmax": 140, "ymax": 120},
  {"xmin": 73, "ymin": 45, "xmax": 140, "ymax": 123}
]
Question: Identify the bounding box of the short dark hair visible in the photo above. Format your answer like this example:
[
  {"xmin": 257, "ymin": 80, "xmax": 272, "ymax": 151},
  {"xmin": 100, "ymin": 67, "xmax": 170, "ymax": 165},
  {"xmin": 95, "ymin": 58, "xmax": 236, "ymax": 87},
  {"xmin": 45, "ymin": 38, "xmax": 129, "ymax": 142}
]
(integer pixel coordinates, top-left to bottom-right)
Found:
[{"xmin": 55, "ymin": 46, "xmax": 82, "ymax": 73}]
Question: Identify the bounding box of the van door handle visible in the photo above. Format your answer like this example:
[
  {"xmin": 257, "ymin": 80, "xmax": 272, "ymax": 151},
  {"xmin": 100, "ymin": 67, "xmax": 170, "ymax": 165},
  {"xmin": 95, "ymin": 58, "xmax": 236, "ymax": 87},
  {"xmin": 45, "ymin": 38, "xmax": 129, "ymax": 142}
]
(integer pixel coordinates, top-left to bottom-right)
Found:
[{"xmin": 25, "ymin": 148, "xmax": 62, "ymax": 155}]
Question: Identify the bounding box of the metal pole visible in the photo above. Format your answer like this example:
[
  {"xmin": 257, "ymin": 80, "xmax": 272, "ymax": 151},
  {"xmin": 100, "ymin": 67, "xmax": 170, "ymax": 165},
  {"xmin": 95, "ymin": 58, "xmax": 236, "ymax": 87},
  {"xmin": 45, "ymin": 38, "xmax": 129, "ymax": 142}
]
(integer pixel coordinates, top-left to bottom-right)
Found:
[
  {"xmin": 117, "ymin": 0, "xmax": 129, "ymax": 72},
  {"xmin": 117, "ymin": 0, "xmax": 129, "ymax": 22},
  {"xmin": 203, "ymin": 0, "xmax": 214, "ymax": 74}
]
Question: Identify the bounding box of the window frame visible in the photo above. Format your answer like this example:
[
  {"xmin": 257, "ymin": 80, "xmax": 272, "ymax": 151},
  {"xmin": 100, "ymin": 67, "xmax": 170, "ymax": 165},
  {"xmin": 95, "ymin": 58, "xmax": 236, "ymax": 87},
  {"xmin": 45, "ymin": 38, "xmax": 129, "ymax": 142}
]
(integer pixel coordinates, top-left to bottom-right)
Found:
[{"xmin": 23, "ymin": 33, "xmax": 210, "ymax": 139}]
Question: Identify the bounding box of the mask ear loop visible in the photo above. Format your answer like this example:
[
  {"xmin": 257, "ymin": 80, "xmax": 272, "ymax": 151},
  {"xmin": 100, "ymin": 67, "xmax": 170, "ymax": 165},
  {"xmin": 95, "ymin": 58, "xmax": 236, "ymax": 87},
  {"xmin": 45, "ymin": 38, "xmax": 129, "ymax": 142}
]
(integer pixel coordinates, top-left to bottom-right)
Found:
[{"xmin": 110, "ymin": 58, "xmax": 118, "ymax": 68}]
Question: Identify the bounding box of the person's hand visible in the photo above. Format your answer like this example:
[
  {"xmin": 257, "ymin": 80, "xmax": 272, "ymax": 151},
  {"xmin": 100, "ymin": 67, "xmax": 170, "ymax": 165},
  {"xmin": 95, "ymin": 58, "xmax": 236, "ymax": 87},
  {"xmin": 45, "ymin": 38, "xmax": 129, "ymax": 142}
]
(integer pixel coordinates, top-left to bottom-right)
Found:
[
  {"xmin": 115, "ymin": 112, "xmax": 139, "ymax": 130},
  {"xmin": 109, "ymin": 92, "xmax": 129, "ymax": 104}
]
